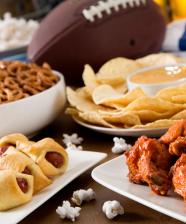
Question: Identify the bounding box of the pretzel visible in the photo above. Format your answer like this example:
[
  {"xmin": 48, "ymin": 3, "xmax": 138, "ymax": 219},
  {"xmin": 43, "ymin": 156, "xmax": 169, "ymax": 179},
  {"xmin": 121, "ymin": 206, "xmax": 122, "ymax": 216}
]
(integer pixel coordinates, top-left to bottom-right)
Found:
[{"xmin": 0, "ymin": 61, "xmax": 59, "ymax": 104}]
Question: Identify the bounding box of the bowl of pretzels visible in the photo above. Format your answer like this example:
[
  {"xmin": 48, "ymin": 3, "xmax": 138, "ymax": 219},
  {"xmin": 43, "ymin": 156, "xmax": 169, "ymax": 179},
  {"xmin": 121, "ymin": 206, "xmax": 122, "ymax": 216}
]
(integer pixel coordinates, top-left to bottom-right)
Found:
[{"xmin": 0, "ymin": 61, "xmax": 66, "ymax": 137}]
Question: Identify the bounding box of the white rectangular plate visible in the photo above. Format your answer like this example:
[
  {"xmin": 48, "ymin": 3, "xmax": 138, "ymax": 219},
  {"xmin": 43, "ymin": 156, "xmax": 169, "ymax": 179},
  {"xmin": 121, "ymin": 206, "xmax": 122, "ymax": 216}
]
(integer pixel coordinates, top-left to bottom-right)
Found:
[
  {"xmin": 1, "ymin": 149, "xmax": 107, "ymax": 224},
  {"xmin": 92, "ymin": 155, "xmax": 186, "ymax": 223}
]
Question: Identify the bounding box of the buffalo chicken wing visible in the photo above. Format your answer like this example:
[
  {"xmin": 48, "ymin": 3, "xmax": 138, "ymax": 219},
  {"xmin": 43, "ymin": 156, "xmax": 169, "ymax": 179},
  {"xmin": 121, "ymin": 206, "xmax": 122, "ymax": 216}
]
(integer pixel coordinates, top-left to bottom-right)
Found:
[
  {"xmin": 169, "ymin": 136, "xmax": 186, "ymax": 156},
  {"xmin": 171, "ymin": 154, "xmax": 186, "ymax": 200},
  {"xmin": 160, "ymin": 119, "xmax": 186, "ymax": 145},
  {"xmin": 125, "ymin": 136, "xmax": 172, "ymax": 196}
]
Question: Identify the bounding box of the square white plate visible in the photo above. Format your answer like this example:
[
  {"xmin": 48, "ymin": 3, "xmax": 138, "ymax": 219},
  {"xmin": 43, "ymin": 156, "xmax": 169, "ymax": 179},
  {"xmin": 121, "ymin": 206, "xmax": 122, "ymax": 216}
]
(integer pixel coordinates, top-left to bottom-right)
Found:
[
  {"xmin": 1, "ymin": 149, "xmax": 107, "ymax": 224},
  {"xmin": 92, "ymin": 155, "xmax": 186, "ymax": 223}
]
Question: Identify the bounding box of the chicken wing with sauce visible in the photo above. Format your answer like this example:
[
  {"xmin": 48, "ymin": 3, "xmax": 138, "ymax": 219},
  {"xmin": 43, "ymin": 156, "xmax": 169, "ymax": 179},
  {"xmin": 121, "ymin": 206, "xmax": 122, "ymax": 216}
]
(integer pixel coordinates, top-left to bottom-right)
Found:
[
  {"xmin": 125, "ymin": 136, "xmax": 172, "ymax": 196},
  {"xmin": 171, "ymin": 154, "xmax": 186, "ymax": 200},
  {"xmin": 160, "ymin": 119, "xmax": 186, "ymax": 145},
  {"xmin": 169, "ymin": 136, "xmax": 186, "ymax": 156}
]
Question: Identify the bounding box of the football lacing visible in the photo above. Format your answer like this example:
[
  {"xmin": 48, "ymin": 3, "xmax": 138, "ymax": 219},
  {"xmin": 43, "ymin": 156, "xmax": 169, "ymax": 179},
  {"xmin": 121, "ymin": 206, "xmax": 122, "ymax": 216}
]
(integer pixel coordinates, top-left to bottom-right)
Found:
[{"xmin": 82, "ymin": 0, "xmax": 147, "ymax": 22}]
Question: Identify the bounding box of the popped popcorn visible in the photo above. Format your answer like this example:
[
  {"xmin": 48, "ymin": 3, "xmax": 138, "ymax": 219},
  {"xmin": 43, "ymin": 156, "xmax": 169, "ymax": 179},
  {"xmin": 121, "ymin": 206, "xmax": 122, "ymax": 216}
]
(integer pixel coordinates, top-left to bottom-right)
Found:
[
  {"xmin": 71, "ymin": 188, "xmax": 96, "ymax": 206},
  {"xmin": 0, "ymin": 12, "xmax": 39, "ymax": 51},
  {"xmin": 66, "ymin": 142, "xmax": 83, "ymax": 151},
  {"xmin": 56, "ymin": 201, "xmax": 81, "ymax": 222},
  {"xmin": 112, "ymin": 137, "xmax": 132, "ymax": 154},
  {"xmin": 102, "ymin": 200, "xmax": 124, "ymax": 219},
  {"xmin": 63, "ymin": 133, "xmax": 83, "ymax": 146}
]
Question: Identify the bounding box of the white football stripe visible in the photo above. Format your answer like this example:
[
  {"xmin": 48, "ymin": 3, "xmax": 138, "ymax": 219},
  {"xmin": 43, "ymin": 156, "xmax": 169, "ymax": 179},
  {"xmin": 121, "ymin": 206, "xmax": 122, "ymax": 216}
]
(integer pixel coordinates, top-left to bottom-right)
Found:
[{"xmin": 82, "ymin": 0, "xmax": 147, "ymax": 22}]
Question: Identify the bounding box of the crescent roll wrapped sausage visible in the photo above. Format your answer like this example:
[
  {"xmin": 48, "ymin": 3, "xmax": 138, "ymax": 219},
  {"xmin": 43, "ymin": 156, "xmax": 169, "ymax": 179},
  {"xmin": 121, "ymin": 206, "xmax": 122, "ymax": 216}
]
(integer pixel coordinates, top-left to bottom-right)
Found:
[
  {"xmin": 0, "ymin": 147, "xmax": 51, "ymax": 193},
  {"xmin": 0, "ymin": 133, "xmax": 28, "ymax": 146},
  {"xmin": 18, "ymin": 138, "xmax": 68, "ymax": 177},
  {"xmin": 0, "ymin": 133, "xmax": 28, "ymax": 155},
  {"xmin": 0, "ymin": 170, "xmax": 33, "ymax": 211}
]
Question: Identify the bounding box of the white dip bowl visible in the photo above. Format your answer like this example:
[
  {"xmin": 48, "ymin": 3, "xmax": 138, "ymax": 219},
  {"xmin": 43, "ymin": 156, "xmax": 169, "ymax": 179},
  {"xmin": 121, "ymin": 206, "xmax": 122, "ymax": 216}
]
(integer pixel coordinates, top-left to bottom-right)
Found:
[{"xmin": 127, "ymin": 64, "xmax": 186, "ymax": 96}]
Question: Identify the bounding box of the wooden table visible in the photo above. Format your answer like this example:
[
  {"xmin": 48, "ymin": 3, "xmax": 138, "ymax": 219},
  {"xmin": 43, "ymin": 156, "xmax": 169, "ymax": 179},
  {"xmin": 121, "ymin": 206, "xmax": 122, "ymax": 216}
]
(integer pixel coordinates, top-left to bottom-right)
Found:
[{"xmin": 20, "ymin": 112, "xmax": 183, "ymax": 224}]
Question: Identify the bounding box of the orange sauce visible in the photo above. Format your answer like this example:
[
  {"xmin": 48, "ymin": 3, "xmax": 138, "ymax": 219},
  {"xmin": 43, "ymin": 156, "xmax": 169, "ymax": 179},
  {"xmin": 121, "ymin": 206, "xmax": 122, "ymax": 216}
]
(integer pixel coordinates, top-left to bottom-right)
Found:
[{"xmin": 131, "ymin": 66, "xmax": 186, "ymax": 84}]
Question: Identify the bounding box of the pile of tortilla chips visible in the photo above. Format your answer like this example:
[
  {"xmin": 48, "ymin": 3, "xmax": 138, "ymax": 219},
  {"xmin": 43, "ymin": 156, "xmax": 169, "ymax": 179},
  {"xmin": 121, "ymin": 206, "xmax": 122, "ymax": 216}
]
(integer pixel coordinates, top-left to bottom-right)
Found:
[{"xmin": 66, "ymin": 53, "xmax": 186, "ymax": 129}]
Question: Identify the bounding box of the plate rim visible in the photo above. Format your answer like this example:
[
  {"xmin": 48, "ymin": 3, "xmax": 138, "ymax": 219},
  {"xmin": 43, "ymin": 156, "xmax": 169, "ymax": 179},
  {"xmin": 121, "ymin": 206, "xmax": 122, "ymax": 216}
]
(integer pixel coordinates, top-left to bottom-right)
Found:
[{"xmin": 92, "ymin": 155, "xmax": 186, "ymax": 223}]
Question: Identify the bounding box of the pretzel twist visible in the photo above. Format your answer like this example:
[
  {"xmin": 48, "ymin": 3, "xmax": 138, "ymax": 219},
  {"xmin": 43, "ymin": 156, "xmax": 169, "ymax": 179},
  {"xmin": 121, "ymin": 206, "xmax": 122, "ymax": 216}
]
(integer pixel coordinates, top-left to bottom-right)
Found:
[{"xmin": 0, "ymin": 61, "xmax": 58, "ymax": 104}]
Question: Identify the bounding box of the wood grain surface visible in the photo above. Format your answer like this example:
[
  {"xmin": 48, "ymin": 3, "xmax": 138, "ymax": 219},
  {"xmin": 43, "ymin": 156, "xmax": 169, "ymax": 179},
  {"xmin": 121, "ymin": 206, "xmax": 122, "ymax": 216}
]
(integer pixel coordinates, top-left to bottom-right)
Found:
[{"xmin": 20, "ymin": 112, "xmax": 183, "ymax": 224}]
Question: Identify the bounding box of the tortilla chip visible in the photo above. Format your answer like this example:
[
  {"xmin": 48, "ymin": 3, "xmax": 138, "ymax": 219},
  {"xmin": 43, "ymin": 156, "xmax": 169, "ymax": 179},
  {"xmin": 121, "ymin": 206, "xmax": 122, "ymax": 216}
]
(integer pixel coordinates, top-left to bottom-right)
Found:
[
  {"xmin": 65, "ymin": 107, "xmax": 79, "ymax": 116},
  {"xmin": 97, "ymin": 57, "xmax": 140, "ymax": 81},
  {"xmin": 133, "ymin": 119, "xmax": 177, "ymax": 129},
  {"xmin": 171, "ymin": 110, "xmax": 186, "ymax": 120},
  {"xmin": 171, "ymin": 95, "xmax": 186, "ymax": 104},
  {"xmin": 134, "ymin": 110, "xmax": 178, "ymax": 122},
  {"xmin": 78, "ymin": 111, "xmax": 116, "ymax": 128},
  {"xmin": 92, "ymin": 85, "xmax": 145, "ymax": 107},
  {"xmin": 66, "ymin": 87, "xmax": 110, "ymax": 112},
  {"xmin": 82, "ymin": 64, "xmax": 99, "ymax": 94},
  {"xmin": 136, "ymin": 53, "xmax": 178, "ymax": 67},
  {"xmin": 156, "ymin": 83, "xmax": 186, "ymax": 102},
  {"xmin": 125, "ymin": 96, "xmax": 183, "ymax": 114},
  {"xmin": 100, "ymin": 110, "xmax": 141, "ymax": 126},
  {"xmin": 114, "ymin": 83, "xmax": 128, "ymax": 94},
  {"xmin": 92, "ymin": 84, "xmax": 123, "ymax": 105}
]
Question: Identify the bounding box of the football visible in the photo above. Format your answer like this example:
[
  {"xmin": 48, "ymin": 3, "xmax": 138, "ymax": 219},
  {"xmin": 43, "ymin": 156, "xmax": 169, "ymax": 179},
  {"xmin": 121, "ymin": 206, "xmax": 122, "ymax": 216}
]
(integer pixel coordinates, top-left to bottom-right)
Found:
[{"xmin": 27, "ymin": 0, "xmax": 166, "ymax": 84}]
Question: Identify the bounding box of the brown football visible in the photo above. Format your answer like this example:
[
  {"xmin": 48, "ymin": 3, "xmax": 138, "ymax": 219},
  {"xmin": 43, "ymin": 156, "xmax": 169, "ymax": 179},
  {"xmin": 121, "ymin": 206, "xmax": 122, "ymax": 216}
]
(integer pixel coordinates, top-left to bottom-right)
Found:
[{"xmin": 27, "ymin": 0, "xmax": 166, "ymax": 84}]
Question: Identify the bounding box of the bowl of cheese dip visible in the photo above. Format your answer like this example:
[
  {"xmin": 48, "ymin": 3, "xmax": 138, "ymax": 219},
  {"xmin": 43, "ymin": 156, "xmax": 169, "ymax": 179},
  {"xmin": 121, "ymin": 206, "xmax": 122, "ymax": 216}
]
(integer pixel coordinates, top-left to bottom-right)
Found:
[{"xmin": 127, "ymin": 64, "xmax": 186, "ymax": 96}]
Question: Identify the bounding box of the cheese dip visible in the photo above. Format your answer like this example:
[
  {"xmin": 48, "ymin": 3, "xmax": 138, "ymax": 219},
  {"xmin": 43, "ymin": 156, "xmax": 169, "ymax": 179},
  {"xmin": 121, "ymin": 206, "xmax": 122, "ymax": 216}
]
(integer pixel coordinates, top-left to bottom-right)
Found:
[{"xmin": 131, "ymin": 66, "xmax": 186, "ymax": 84}]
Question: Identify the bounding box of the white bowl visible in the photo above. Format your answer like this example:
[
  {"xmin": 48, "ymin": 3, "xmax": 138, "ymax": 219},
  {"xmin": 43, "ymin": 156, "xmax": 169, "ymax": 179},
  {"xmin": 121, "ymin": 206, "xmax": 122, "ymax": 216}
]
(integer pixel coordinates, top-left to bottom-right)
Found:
[
  {"xmin": 0, "ymin": 71, "xmax": 66, "ymax": 137},
  {"xmin": 127, "ymin": 64, "xmax": 186, "ymax": 96}
]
